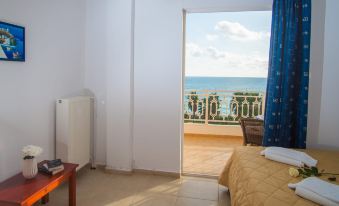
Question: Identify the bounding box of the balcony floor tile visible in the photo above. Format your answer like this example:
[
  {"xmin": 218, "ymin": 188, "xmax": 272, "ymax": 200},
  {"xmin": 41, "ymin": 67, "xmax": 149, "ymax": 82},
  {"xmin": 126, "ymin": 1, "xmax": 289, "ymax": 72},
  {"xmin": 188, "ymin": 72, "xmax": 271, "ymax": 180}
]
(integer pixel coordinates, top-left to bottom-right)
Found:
[{"xmin": 183, "ymin": 134, "xmax": 243, "ymax": 177}]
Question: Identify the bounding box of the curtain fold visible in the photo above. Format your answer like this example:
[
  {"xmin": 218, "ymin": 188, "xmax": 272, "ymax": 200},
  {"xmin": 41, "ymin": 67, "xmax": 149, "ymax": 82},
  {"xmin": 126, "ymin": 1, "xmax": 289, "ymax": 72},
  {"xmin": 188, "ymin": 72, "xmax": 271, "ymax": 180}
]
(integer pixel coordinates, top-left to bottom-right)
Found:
[{"xmin": 263, "ymin": 0, "xmax": 311, "ymax": 148}]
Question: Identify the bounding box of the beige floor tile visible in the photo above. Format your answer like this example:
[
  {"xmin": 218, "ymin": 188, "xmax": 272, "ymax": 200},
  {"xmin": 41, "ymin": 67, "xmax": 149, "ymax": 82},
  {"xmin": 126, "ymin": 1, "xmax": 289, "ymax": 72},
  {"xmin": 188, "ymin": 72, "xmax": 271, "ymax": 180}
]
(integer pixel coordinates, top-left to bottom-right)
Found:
[
  {"xmin": 177, "ymin": 178, "xmax": 218, "ymax": 201},
  {"xmin": 143, "ymin": 177, "xmax": 181, "ymax": 196},
  {"xmin": 183, "ymin": 134, "xmax": 242, "ymax": 176},
  {"xmin": 132, "ymin": 193, "xmax": 177, "ymax": 206},
  {"xmin": 33, "ymin": 165, "xmax": 230, "ymax": 206},
  {"xmin": 182, "ymin": 176, "xmax": 217, "ymax": 182},
  {"xmin": 175, "ymin": 197, "xmax": 218, "ymax": 206},
  {"xmin": 90, "ymin": 187, "xmax": 135, "ymax": 206}
]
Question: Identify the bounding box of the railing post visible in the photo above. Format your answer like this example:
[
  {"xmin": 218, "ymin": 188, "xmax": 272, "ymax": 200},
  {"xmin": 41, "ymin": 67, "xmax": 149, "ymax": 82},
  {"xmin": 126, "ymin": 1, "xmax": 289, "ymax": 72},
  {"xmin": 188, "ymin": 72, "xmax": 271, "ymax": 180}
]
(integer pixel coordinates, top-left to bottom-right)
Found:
[
  {"xmin": 262, "ymin": 93, "xmax": 266, "ymax": 115},
  {"xmin": 205, "ymin": 93, "xmax": 209, "ymax": 125}
]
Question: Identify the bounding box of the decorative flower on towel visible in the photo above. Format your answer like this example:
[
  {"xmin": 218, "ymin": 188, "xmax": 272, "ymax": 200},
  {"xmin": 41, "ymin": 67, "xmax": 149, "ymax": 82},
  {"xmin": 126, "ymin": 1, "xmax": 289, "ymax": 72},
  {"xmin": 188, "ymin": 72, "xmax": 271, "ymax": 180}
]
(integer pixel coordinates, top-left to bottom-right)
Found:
[
  {"xmin": 22, "ymin": 145, "xmax": 43, "ymax": 160},
  {"xmin": 289, "ymin": 166, "xmax": 338, "ymax": 181},
  {"xmin": 289, "ymin": 168, "xmax": 300, "ymax": 177}
]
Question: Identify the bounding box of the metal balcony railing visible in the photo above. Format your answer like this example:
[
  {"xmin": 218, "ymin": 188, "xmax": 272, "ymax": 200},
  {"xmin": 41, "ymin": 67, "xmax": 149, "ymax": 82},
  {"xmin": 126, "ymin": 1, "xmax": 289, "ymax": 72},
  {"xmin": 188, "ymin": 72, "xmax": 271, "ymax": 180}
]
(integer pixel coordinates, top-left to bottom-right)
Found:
[{"xmin": 184, "ymin": 90, "xmax": 265, "ymax": 125}]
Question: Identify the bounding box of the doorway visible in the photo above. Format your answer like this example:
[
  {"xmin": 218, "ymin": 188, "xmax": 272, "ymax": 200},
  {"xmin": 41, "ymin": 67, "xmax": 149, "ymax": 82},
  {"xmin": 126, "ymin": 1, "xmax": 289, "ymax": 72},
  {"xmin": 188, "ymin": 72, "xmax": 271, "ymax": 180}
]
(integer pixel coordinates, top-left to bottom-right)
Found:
[{"xmin": 182, "ymin": 11, "xmax": 271, "ymax": 177}]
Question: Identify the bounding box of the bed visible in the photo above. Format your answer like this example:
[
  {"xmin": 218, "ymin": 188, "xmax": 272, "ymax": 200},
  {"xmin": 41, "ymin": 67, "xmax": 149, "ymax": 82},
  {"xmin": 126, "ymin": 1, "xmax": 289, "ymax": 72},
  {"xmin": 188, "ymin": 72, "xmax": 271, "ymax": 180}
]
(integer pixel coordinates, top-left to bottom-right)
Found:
[{"xmin": 218, "ymin": 146, "xmax": 339, "ymax": 206}]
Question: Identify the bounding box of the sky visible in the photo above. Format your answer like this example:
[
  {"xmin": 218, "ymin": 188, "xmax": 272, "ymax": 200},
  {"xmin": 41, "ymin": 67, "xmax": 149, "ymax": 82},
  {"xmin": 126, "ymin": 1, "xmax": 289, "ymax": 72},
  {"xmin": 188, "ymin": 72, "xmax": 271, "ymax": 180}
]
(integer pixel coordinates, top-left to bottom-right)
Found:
[{"xmin": 185, "ymin": 11, "xmax": 272, "ymax": 78}]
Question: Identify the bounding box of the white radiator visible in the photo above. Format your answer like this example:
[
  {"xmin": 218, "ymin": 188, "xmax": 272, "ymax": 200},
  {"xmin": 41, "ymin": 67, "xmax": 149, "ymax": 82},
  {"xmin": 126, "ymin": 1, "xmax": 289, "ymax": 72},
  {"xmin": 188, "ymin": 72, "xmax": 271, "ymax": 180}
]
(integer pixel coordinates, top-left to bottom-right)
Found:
[{"xmin": 56, "ymin": 96, "xmax": 92, "ymax": 170}]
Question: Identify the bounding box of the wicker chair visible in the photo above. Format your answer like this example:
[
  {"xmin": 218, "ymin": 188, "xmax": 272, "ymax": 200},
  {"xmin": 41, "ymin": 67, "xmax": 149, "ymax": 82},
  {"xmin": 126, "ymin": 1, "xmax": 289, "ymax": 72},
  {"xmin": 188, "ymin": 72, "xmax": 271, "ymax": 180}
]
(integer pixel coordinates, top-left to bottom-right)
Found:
[{"xmin": 239, "ymin": 118, "xmax": 264, "ymax": 146}]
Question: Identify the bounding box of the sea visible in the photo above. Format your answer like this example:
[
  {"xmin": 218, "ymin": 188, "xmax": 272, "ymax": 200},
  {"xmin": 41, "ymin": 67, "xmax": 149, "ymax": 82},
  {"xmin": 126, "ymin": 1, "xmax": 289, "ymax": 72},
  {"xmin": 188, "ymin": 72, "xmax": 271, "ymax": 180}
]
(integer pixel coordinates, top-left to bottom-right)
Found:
[{"xmin": 185, "ymin": 76, "xmax": 267, "ymax": 92}]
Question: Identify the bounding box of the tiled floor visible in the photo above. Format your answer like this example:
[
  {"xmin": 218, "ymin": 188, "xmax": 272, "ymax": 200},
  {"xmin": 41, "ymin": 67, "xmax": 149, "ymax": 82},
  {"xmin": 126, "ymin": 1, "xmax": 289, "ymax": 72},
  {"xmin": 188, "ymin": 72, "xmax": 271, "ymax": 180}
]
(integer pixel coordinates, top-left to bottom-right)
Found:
[
  {"xmin": 35, "ymin": 167, "xmax": 230, "ymax": 206},
  {"xmin": 183, "ymin": 134, "xmax": 243, "ymax": 176}
]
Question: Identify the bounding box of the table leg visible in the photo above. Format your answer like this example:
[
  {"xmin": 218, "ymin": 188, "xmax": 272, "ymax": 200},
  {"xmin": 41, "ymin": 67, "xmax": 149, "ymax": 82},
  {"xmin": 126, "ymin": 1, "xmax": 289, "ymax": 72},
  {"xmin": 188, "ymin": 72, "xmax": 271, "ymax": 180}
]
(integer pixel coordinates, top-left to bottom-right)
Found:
[
  {"xmin": 69, "ymin": 170, "xmax": 76, "ymax": 206},
  {"xmin": 41, "ymin": 193, "xmax": 49, "ymax": 204}
]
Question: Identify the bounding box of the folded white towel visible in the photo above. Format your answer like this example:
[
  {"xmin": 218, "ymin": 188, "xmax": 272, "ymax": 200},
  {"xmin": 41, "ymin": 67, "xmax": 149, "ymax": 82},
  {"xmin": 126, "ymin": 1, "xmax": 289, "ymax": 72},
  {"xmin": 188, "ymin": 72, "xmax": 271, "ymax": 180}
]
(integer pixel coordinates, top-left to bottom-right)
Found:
[
  {"xmin": 264, "ymin": 152, "xmax": 303, "ymax": 167},
  {"xmin": 294, "ymin": 186, "xmax": 339, "ymax": 206},
  {"xmin": 260, "ymin": 147, "xmax": 317, "ymax": 167},
  {"xmin": 288, "ymin": 177, "xmax": 339, "ymax": 206}
]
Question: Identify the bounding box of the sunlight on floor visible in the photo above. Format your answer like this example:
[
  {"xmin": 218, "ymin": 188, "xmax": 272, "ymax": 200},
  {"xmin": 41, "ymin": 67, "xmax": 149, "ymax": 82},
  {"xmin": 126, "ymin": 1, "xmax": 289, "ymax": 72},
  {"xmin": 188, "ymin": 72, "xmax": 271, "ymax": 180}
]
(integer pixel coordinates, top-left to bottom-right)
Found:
[{"xmin": 34, "ymin": 166, "xmax": 230, "ymax": 206}]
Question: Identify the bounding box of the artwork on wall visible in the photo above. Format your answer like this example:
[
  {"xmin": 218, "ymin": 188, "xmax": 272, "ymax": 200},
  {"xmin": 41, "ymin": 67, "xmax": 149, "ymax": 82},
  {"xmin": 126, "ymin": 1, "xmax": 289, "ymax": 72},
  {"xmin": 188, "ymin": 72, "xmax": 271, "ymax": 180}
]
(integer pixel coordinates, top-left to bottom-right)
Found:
[{"xmin": 0, "ymin": 21, "xmax": 25, "ymax": 62}]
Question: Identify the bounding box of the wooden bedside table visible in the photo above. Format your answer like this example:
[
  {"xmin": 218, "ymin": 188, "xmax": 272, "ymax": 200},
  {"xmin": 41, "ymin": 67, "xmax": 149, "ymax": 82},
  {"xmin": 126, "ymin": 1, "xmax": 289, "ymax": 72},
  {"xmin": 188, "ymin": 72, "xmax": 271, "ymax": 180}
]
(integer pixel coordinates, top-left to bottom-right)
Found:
[{"xmin": 0, "ymin": 162, "xmax": 78, "ymax": 206}]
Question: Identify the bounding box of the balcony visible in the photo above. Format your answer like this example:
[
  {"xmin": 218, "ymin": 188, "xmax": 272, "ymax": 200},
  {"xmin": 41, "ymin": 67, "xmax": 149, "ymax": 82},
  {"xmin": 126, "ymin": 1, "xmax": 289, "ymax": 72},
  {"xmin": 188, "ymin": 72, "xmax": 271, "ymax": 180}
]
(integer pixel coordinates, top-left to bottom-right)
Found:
[{"xmin": 183, "ymin": 90, "xmax": 265, "ymax": 176}]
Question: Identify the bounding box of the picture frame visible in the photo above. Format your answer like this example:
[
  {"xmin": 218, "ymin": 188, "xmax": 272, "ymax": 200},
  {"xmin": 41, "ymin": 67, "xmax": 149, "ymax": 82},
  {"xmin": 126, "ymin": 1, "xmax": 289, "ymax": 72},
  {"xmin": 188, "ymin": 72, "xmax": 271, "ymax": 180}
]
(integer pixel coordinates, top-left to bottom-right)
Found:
[{"xmin": 0, "ymin": 21, "xmax": 25, "ymax": 62}]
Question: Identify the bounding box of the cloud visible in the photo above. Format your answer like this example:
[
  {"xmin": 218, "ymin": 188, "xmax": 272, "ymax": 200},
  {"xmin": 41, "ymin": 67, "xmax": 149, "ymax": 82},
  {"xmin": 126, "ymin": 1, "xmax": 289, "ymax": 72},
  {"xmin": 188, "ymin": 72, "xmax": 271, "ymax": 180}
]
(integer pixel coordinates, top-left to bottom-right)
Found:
[
  {"xmin": 186, "ymin": 43, "xmax": 226, "ymax": 59},
  {"xmin": 186, "ymin": 43, "xmax": 204, "ymax": 57},
  {"xmin": 187, "ymin": 43, "xmax": 225, "ymax": 59},
  {"xmin": 205, "ymin": 47, "xmax": 225, "ymax": 59},
  {"xmin": 185, "ymin": 43, "xmax": 268, "ymax": 77},
  {"xmin": 206, "ymin": 34, "xmax": 219, "ymax": 41},
  {"xmin": 215, "ymin": 20, "xmax": 270, "ymax": 41}
]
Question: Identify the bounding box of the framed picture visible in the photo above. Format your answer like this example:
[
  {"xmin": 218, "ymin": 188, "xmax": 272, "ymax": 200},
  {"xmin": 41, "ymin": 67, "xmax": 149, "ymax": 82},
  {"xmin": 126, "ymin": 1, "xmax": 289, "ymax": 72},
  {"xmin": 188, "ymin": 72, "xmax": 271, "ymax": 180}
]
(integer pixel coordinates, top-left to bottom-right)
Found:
[{"xmin": 0, "ymin": 21, "xmax": 25, "ymax": 62}]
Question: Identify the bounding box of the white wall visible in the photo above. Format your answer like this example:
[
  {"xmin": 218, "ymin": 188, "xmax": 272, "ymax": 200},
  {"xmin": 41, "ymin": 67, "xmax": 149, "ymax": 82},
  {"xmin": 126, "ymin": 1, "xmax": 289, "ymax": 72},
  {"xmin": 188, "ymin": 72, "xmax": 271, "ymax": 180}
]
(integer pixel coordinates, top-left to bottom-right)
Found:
[
  {"xmin": 85, "ymin": 0, "xmax": 134, "ymax": 171},
  {"xmin": 133, "ymin": 0, "xmax": 183, "ymax": 173},
  {"xmin": 105, "ymin": 0, "xmax": 134, "ymax": 171},
  {"xmin": 0, "ymin": 0, "xmax": 86, "ymax": 181},
  {"xmin": 84, "ymin": 0, "xmax": 108, "ymax": 165},
  {"xmin": 309, "ymin": 0, "xmax": 339, "ymax": 149},
  {"xmin": 307, "ymin": 0, "xmax": 326, "ymax": 148}
]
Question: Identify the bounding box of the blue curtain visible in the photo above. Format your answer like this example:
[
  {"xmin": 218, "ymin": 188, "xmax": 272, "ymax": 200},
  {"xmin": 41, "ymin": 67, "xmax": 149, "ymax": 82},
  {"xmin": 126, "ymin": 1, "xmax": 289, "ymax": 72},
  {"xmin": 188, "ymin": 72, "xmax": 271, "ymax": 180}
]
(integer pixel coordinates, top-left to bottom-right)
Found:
[{"xmin": 263, "ymin": 0, "xmax": 311, "ymax": 148}]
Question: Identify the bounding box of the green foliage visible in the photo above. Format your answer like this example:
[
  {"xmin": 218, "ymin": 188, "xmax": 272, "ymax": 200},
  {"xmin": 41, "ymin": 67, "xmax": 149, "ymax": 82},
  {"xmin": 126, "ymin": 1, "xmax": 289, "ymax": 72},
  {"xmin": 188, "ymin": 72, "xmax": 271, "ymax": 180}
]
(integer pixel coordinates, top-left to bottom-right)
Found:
[
  {"xmin": 297, "ymin": 167, "xmax": 321, "ymax": 178},
  {"xmin": 297, "ymin": 166, "xmax": 338, "ymax": 181}
]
